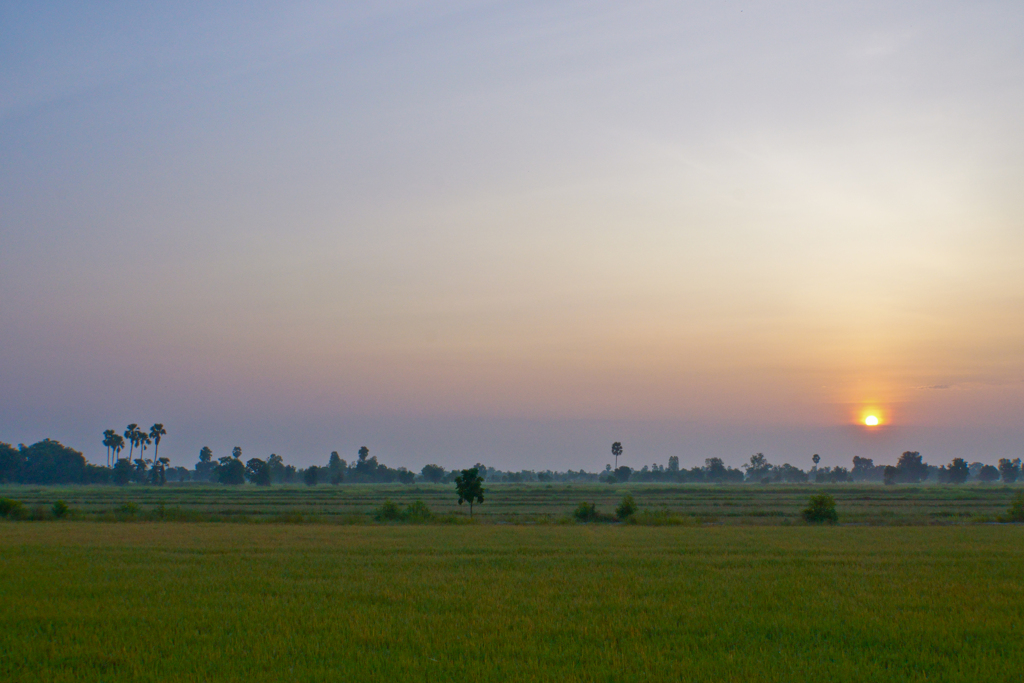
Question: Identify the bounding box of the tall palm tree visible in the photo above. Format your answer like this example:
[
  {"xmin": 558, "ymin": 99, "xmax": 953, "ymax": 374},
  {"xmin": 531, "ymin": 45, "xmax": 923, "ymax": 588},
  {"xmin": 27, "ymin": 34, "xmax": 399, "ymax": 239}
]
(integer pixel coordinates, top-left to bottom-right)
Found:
[
  {"xmin": 102, "ymin": 429, "xmax": 116, "ymax": 467},
  {"xmin": 612, "ymin": 442, "xmax": 623, "ymax": 470},
  {"xmin": 124, "ymin": 424, "xmax": 139, "ymax": 462},
  {"xmin": 148, "ymin": 424, "xmax": 167, "ymax": 485},
  {"xmin": 138, "ymin": 433, "xmax": 152, "ymax": 465},
  {"xmin": 149, "ymin": 424, "xmax": 166, "ymax": 465},
  {"xmin": 112, "ymin": 434, "xmax": 125, "ymax": 463}
]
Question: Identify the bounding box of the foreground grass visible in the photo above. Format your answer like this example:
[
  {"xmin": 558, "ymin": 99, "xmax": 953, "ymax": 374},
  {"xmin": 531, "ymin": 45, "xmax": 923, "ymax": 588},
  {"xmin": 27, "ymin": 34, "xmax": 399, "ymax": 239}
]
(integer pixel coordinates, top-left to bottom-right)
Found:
[{"xmin": 1, "ymin": 524, "xmax": 1023, "ymax": 682}]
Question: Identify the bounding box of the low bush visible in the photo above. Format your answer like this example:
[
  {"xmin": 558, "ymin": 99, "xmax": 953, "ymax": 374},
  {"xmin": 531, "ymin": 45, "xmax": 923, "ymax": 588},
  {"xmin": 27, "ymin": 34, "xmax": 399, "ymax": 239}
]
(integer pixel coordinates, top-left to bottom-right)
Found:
[
  {"xmin": 374, "ymin": 500, "xmax": 434, "ymax": 523},
  {"xmin": 802, "ymin": 493, "xmax": 838, "ymax": 524},
  {"xmin": 403, "ymin": 500, "xmax": 434, "ymax": 523},
  {"xmin": 374, "ymin": 500, "xmax": 402, "ymax": 521},
  {"xmin": 115, "ymin": 502, "xmax": 139, "ymax": 517},
  {"xmin": 0, "ymin": 498, "xmax": 26, "ymax": 519},
  {"xmin": 52, "ymin": 500, "xmax": 70, "ymax": 519},
  {"xmin": 571, "ymin": 502, "xmax": 617, "ymax": 523},
  {"xmin": 573, "ymin": 502, "xmax": 598, "ymax": 522},
  {"xmin": 616, "ymin": 494, "xmax": 637, "ymax": 521}
]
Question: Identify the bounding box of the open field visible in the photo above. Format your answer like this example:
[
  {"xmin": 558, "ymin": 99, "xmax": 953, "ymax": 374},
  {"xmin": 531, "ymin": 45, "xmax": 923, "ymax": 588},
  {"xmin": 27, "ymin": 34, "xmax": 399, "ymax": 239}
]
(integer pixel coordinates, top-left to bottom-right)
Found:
[
  {"xmin": 1, "ymin": 523, "xmax": 1023, "ymax": 682},
  {"xmin": 2, "ymin": 482, "xmax": 1022, "ymax": 524}
]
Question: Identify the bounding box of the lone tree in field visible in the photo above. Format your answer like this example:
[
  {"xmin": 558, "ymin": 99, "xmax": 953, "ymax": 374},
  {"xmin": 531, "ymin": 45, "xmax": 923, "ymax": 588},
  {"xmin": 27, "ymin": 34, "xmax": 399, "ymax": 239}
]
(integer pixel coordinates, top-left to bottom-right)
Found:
[
  {"xmin": 612, "ymin": 442, "xmax": 623, "ymax": 470},
  {"xmin": 812, "ymin": 453, "xmax": 820, "ymax": 469},
  {"xmin": 455, "ymin": 467, "xmax": 485, "ymax": 517}
]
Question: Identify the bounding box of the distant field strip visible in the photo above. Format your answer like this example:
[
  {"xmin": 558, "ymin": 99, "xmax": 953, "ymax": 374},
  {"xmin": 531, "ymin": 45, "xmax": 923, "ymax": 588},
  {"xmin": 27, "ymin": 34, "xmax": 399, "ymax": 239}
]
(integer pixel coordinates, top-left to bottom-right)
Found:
[
  {"xmin": 1, "ymin": 483, "xmax": 1020, "ymax": 524},
  {"xmin": 1, "ymin": 524, "xmax": 1023, "ymax": 682}
]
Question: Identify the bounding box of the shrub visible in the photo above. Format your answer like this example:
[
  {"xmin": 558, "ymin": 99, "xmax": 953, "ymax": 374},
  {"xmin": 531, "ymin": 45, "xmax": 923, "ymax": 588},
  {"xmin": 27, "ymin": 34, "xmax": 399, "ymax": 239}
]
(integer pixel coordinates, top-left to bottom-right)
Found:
[
  {"xmin": 403, "ymin": 500, "xmax": 433, "ymax": 523},
  {"xmin": 0, "ymin": 498, "xmax": 26, "ymax": 519},
  {"xmin": 802, "ymin": 493, "xmax": 838, "ymax": 524},
  {"xmin": 52, "ymin": 500, "xmax": 69, "ymax": 519},
  {"xmin": 1007, "ymin": 492, "xmax": 1024, "ymax": 523},
  {"xmin": 115, "ymin": 502, "xmax": 139, "ymax": 517},
  {"xmin": 374, "ymin": 500, "xmax": 402, "ymax": 522},
  {"xmin": 573, "ymin": 502, "xmax": 599, "ymax": 522},
  {"xmin": 374, "ymin": 500, "xmax": 435, "ymax": 523},
  {"xmin": 616, "ymin": 494, "xmax": 637, "ymax": 521}
]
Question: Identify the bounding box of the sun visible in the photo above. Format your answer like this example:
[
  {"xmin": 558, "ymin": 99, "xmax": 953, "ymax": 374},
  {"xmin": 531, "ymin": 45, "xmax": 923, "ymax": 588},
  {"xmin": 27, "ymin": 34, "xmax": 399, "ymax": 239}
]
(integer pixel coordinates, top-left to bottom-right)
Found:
[{"xmin": 864, "ymin": 415, "xmax": 880, "ymax": 426}]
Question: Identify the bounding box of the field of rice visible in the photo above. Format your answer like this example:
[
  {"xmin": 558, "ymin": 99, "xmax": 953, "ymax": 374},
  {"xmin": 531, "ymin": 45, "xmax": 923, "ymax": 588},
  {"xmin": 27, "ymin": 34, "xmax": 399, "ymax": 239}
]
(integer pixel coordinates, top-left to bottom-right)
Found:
[
  {"xmin": 1, "ymin": 482, "xmax": 1020, "ymax": 524},
  {"xmin": 2, "ymin": 522, "xmax": 1023, "ymax": 682}
]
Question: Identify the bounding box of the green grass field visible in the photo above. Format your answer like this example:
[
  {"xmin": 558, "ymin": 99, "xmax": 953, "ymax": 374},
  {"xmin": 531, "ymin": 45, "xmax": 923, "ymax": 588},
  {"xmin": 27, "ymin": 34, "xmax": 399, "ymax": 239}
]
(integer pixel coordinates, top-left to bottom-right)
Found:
[
  {"xmin": 2, "ymin": 482, "xmax": 1021, "ymax": 524},
  {"xmin": 2, "ymin": 523, "xmax": 1023, "ymax": 682}
]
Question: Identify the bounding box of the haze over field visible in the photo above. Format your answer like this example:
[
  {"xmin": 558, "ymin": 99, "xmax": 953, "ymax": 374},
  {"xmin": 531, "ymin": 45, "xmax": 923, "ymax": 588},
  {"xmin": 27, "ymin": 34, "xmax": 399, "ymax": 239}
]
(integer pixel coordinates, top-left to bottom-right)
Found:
[{"xmin": 2, "ymin": 1, "xmax": 1023, "ymax": 470}]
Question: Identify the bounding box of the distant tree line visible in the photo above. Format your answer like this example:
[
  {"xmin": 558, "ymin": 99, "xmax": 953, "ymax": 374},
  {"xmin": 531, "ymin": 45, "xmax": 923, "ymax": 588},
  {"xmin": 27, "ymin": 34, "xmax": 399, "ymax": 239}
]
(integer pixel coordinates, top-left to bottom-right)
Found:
[
  {"xmin": 2, "ymin": 430, "xmax": 1022, "ymax": 487},
  {"xmin": 0, "ymin": 440, "xmax": 110, "ymax": 484}
]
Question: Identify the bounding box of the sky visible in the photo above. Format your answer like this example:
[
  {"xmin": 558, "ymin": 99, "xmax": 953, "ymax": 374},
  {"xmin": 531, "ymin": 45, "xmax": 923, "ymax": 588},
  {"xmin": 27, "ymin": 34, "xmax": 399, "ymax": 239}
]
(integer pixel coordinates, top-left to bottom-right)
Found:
[{"xmin": 2, "ymin": 1, "xmax": 1023, "ymax": 471}]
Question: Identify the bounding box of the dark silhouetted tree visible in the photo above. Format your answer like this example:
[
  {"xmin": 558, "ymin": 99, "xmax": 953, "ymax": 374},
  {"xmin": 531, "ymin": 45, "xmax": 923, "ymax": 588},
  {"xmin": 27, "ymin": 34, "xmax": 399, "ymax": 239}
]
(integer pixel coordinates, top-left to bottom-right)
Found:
[
  {"xmin": 113, "ymin": 458, "xmax": 133, "ymax": 485},
  {"xmin": 9, "ymin": 440, "xmax": 108, "ymax": 484},
  {"xmin": 267, "ymin": 454, "xmax": 286, "ymax": 483},
  {"xmin": 0, "ymin": 442, "xmax": 20, "ymax": 483},
  {"xmin": 946, "ymin": 457, "xmax": 970, "ymax": 484},
  {"xmin": 196, "ymin": 446, "xmax": 215, "ymax": 481},
  {"xmin": 149, "ymin": 424, "xmax": 166, "ymax": 466},
  {"xmin": 124, "ymin": 424, "xmax": 140, "ymax": 462},
  {"xmin": 894, "ymin": 451, "xmax": 929, "ymax": 483},
  {"xmin": 102, "ymin": 429, "xmax": 117, "ymax": 467},
  {"xmin": 421, "ymin": 464, "xmax": 445, "ymax": 483},
  {"xmin": 744, "ymin": 453, "xmax": 771, "ymax": 481},
  {"xmin": 216, "ymin": 455, "xmax": 245, "ymax": 485},
  {"xmin": 612, "ymin": 442, "xmax": 623, "ymax": 470},
  {"xmin": 246, "ymin": 458, "xmax": 271, "ymax": 486},
  {"xmin": 978, "ymin": 464, "xmax": 1000, "ymax": 482},
  {"xmin": 137, "ymin": 433, "xmax": 152, "ymax": 475},
  {"xmin": 999, "ymin": 458, "xmax": 1021, "ymax": 484},
  {"xmin": 328, "ymin": 451, "xmax": 346, "ymax": 484},
  {"xmin": 705, "ymin": 457, "xmax": 729, "ymax": 482},
  {"xmin": 812, "ymin": 453, "xmax": 821, "ymax": 468},
  {"xmin": 455, "ymin": 467, "xmax": 485, "ymax": 516},
  {"xmin": 851, "ymin": 456, "xmax": 881, "ymax": 481}
]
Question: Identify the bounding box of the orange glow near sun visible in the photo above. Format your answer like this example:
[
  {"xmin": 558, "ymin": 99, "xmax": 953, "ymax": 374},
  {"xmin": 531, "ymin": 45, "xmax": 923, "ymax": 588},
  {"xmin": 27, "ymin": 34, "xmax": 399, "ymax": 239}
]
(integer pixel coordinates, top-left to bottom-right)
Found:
[{"xmin": 857, "ymin": 407, "xmax": 886, "ymax": 427}]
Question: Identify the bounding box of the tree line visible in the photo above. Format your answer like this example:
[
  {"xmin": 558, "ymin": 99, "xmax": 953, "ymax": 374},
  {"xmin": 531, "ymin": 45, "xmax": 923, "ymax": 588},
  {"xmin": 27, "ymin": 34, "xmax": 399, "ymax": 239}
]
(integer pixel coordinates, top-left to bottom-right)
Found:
[{"xmin": 1, "ymin": 429, "xmax": 1021, "ymax": 487}]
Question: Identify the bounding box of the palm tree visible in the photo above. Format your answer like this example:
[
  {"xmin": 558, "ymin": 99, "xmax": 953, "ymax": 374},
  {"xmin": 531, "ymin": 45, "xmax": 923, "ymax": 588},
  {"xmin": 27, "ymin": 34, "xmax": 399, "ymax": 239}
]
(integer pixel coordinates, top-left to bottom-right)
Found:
[
  {"xmin": 149, "ymin": 424, "xmax": 166, "ymax": 465},
  {"xmin": 111, "ymin": 434, "xmax": 125, "ymax": 463},
  {"xmin": 124, "ymin": 424, "xmax": 139, "ymax": 462},
  {"xmin": 102, "ymin": 429, "xmax": 116, "ymax": 467},
  {"xmin": 612, "ymin": 442, "xmax": 623, "ymax": 470},
  {"xmin": 138, "ymin": 433, "xmax": 152, "ymax": 465}
]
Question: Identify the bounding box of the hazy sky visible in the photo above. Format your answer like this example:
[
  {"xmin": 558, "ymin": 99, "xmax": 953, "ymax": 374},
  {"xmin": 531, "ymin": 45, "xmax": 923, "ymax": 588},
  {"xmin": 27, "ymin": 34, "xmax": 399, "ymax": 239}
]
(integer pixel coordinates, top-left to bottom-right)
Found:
[{"xmin": 2, "ymin": 1, "xmax": 1023, "ymax": 471}]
